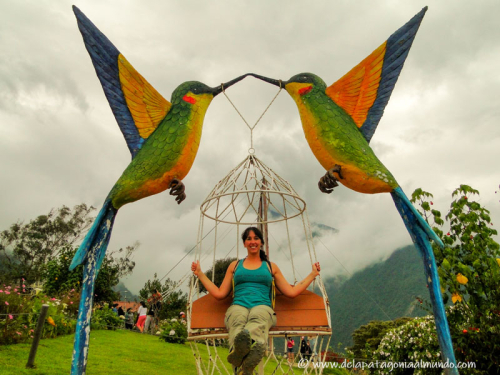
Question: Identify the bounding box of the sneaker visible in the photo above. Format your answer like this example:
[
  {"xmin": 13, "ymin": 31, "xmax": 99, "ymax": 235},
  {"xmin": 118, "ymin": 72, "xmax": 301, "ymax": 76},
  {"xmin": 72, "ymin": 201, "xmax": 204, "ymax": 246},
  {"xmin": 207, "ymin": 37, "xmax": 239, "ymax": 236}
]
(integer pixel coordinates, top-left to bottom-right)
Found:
[
  {"xmin": 239, "ymin": 341, "xmax": 265, "ymax": 375},
  {"xmin": 227, "ymin": 329, "xmax": 251, "ymax": 367}
]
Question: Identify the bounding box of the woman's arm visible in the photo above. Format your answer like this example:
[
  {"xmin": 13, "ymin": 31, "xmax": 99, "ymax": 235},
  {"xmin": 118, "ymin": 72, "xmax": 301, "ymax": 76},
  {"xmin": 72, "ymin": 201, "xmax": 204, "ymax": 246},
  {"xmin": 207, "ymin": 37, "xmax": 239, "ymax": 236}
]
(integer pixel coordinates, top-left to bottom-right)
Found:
[
  {"xmin": 272, "ymin": 262, "xmax": 320, "ymax": 298},
  {"xmin": 191, "ymin": 260, "xmax": 236, "ymax": 300}
]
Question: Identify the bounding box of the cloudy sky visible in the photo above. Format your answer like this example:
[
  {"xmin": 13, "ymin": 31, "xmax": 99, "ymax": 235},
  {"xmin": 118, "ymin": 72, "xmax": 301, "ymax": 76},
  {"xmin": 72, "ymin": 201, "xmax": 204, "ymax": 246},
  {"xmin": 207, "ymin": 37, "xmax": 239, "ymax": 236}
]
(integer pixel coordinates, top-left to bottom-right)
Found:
[{"xmin": 1, "ymin": 0, "xmax": 499, "ymax": 295}]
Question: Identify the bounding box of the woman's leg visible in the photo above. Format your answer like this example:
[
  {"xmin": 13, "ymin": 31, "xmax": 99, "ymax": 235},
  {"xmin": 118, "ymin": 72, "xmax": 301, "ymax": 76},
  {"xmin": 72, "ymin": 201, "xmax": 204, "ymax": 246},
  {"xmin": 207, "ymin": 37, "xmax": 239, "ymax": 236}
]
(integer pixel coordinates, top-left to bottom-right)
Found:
[
  {"xmin": 225, "ymin": 304, "xmax": 250, "ymax": 350},
  {"xmin": 245, "ymin": 305, "xmax": 276, "ymax": 345},
  {"xmin": 240, "ymin": 305, "xmax": 276, "ymax": 374}
]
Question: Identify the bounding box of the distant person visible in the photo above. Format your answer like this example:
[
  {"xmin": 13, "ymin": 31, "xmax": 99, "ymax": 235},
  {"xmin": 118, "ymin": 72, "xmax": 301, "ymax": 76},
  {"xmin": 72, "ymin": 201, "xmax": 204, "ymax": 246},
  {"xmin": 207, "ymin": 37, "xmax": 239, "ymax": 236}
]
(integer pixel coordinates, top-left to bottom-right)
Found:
[
  {"xmin": 179, "ymin": 311, "xmax": 187, "ymax": 325},
  {"xmin": 136, "ymin": 301, "xmax": 148, "ymax": 333},
  {"xmin": 287, "ymin": 336, "xmax": 295, "ymax": 362},
  {"xmin": 144, "ymin": 290, "xmax": 162, "ymax": 334},
  {"xmin": 112, "ymin": 303, "xmax": 119, "ymax": 315},
  {"xmin": 117, "ymin": 306, "xmax": 125, "ymax": 316},
  {"xmin": 300, "ymin": 336, "xmax": 306, "ymax": 359},
  {"xmin": 125, "ymin": 308, "xmax": 134, "ymax": 330},
  {"xmin": 304, "ymin": 340, "xmax": 312, "ymax": 360}
]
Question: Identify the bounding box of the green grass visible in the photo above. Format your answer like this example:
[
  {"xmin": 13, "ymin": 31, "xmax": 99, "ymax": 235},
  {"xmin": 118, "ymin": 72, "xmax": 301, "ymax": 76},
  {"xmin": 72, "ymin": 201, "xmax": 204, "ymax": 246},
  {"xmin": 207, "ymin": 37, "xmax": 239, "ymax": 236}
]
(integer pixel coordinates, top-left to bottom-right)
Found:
[{"xmin": 0, "ymin": 330, "xmax": 349, "ymax": 374}]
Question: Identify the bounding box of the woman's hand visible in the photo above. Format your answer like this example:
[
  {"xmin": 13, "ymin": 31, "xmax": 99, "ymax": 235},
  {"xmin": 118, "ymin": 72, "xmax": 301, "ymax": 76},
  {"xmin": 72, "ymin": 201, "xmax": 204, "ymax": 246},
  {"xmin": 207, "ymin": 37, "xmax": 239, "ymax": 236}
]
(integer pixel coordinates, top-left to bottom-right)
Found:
[
  {"xmin": 191, "ymin": 260, "xmax": 201, "ymax": 277},
  {"xmin": 312, "ymin": 262, "xmax": 321, "ymax": 277}
]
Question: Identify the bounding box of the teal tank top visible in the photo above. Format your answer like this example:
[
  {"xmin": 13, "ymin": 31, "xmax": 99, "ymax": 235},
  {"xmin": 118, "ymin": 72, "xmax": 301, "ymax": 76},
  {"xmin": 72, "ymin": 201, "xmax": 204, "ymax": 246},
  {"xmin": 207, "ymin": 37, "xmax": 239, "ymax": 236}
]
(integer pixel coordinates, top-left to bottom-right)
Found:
[{"xmin": 232, "ymin": 260, "xmax": 272, "ymax": 309}]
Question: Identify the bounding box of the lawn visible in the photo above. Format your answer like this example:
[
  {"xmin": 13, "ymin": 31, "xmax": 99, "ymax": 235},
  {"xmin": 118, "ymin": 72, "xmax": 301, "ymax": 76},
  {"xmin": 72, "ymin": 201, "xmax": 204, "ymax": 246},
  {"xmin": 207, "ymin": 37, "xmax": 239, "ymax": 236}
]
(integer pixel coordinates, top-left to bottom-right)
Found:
[{"xmin": 0, "ymin": 330, "xmax": 347, "ymax": 374}]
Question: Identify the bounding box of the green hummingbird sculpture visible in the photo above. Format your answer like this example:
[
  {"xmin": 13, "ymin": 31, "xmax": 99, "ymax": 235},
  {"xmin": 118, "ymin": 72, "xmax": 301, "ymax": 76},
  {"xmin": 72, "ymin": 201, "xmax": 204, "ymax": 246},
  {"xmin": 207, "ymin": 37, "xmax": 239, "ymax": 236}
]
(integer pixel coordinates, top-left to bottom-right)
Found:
[
  {"xmin": 70, "ymin": 6, "xmax": 247, "ymax": 374},
  {"xmin": 251, "ymin": 7, "xmax": 458, "ymax": 373}
]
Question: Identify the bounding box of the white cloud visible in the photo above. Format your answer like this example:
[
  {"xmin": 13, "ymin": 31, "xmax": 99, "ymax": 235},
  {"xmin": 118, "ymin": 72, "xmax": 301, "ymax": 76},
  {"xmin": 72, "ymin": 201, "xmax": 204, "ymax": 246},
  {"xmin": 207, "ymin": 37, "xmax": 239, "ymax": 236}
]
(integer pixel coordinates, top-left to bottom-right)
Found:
[{"xmin": 1, "ymin": 0, "xmax": 499, "ymax": 295}]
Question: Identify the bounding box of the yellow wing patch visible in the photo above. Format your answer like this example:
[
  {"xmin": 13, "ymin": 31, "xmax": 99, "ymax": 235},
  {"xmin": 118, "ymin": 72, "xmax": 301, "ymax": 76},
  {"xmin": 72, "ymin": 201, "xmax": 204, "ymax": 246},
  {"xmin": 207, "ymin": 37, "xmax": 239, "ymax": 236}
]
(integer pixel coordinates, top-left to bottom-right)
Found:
[
  {"xmin": 325, "ymin": 42, "xmax": 386, "ymax": 128},
  {"xmin": 118, "ymin": 54, "xmax": 171, "ymax": 139}
]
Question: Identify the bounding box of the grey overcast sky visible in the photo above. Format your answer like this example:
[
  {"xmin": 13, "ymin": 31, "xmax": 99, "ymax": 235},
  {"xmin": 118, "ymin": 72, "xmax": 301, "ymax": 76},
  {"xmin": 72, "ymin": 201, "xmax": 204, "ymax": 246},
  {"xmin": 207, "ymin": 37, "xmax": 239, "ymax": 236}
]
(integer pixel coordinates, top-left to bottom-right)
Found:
[{"xmin": 1, "ymin": 0, "xmax": 499, "ymax": 294}]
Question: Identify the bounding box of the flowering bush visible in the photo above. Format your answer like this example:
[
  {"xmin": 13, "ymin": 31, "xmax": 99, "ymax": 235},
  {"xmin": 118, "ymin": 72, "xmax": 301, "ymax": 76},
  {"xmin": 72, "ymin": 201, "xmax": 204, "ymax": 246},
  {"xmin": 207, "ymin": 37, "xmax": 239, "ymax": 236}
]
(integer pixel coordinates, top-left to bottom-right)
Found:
[
  {"xmin": 370, "ymin": 315, "xmax": 441, "ymax": 375},
  {"xmin": 412, "ymin": 185, "xmax": 500, "ymax": 373},
  {"xmin": 158, "ymin": 318, "xmax": 187, "ymax": 344},
  {"xmin": 0, "ymin": 285, "xmax": 79, "ymax": 344}
]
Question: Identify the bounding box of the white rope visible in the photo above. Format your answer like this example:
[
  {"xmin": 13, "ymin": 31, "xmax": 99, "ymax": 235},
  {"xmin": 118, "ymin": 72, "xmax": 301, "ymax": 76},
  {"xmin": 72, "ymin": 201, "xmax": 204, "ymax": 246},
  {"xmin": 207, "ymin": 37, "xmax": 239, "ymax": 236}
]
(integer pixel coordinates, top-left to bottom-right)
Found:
[{"xmin": 222, "ymin": 84, "xmax": 282, "ymax": 151}]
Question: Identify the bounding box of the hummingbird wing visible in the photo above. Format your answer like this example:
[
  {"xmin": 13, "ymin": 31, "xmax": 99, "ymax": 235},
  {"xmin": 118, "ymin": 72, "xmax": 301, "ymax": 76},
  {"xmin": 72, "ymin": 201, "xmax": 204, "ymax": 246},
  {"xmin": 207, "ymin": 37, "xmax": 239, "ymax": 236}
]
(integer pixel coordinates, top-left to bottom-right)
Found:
[
  {"xmin": 73, "ymin": 6, "xmax": 172, "ymax": 158},
  {"xmin": 325, "ymin": 7, "xmax": 427, "ymax": 143}
]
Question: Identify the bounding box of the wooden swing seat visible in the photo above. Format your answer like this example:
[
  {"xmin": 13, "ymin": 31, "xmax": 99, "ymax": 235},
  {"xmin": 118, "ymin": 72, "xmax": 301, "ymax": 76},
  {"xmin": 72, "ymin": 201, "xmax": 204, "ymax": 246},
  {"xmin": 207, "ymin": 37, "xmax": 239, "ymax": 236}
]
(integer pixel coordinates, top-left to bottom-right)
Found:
[{"xmin": 189, "ymin": 288, "xmax": 330, "ymax": 339}]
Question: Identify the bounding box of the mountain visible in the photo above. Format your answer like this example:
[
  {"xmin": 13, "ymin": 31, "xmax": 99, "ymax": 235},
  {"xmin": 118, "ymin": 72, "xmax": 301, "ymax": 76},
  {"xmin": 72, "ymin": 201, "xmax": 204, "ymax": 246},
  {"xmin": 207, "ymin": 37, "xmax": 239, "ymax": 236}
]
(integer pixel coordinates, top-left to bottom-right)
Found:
[
  {"xmin": 113, "ymin": 282, "xmax": 139, "ymax": 302},
  {"xmin": 323, "ymin": 245, "xmax": 430, "ymax": 348}
]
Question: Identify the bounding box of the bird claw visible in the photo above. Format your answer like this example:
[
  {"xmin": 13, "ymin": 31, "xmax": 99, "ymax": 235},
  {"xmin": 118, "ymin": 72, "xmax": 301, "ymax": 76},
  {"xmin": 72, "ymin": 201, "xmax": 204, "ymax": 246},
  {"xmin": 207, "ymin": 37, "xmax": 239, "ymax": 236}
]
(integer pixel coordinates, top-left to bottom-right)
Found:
[
  {"xmin": 169, "ymin": 179, "xmax": 186, "ymax": 204},
  {"xmin": 318, "ymin": 165, "xmax": 343, "ymax": 194}
]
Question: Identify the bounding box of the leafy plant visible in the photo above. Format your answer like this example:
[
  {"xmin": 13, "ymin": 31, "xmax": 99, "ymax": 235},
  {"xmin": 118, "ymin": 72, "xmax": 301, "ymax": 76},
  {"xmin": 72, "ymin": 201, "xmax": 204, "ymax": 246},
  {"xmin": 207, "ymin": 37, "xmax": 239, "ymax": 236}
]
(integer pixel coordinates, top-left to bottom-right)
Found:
[
  {"xmin": 90, "ymin": 306, "xmax": 123, "ymax": 330},
  {"xmin": 408, "ymin": 185, "xmax": 500, "ymax": 373},
  {"xmin": 158, "ymin": 318, "xmax": 187, "ymax": 344}
]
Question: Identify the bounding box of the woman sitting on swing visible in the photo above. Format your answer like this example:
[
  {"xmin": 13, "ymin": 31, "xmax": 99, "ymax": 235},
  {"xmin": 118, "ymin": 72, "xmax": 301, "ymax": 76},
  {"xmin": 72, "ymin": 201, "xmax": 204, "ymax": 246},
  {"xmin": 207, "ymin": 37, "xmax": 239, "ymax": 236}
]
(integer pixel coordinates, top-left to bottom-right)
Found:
[{"xmin": 191, "ymin": 226, "xmax": 320, "ymax": 374}]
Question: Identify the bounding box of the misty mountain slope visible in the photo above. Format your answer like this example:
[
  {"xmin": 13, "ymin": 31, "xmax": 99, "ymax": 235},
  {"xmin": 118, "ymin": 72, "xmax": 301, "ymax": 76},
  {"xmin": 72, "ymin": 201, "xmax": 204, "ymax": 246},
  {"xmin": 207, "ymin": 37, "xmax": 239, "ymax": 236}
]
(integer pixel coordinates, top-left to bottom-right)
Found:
[{"xmin": 323, "ymin": 245, "xmax": 430, "ymax": 348}]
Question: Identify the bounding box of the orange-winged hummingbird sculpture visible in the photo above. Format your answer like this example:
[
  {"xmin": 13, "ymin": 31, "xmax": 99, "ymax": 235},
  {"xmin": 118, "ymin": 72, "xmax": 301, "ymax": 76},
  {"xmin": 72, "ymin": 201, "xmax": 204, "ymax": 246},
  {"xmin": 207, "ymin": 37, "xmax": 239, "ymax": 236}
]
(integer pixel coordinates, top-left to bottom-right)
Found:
[
  {"xmin": 70, "ymin": 6, "xmax": 247, "ymax": 374},
  {"xmin": 251, "ymin": 7, "xmax": 458, "ymax": 372}
]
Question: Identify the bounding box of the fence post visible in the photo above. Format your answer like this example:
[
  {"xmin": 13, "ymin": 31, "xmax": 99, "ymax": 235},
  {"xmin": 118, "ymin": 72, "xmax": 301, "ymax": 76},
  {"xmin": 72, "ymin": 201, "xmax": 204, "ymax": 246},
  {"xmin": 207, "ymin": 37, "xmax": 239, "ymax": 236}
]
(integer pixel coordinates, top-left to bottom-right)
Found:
[{"xmin": 26, "ymin": 304, "xmax": 49, "ymax": 369}]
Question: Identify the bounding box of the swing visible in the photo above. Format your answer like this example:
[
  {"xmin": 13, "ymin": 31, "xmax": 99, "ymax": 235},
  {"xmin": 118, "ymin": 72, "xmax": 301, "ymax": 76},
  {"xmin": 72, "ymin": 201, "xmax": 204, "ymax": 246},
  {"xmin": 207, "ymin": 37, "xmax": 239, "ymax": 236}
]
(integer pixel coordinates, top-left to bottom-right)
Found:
[{"xmin": 187, "ymin": 154, "xmax": 332, "ymax": 375}]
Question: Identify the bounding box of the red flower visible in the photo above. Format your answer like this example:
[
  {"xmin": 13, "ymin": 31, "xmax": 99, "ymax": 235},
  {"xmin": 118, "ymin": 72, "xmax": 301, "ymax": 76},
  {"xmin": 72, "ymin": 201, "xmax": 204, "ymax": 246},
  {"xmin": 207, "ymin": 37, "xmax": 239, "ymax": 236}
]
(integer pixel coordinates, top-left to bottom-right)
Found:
[
  {"xmin": 462, "ymin": 329, "xmax": 468, "ymax": 334},
  {"xmin": 463, "ymin": 196, "xmax": 467, "ymax": 200},
  {"xmin": 447, "ymin": 232, "xmax": 451, "ymax": 236},
  {"xmin": 430, "ymin": 201, "xmax": 433, "ymax": 205}
]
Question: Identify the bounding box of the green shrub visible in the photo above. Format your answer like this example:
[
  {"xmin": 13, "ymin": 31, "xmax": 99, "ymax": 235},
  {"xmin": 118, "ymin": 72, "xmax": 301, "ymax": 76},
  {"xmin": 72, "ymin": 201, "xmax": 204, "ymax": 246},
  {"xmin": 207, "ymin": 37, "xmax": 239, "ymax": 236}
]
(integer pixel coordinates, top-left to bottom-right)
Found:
[
  {"xmin": 159, "ymin": 318, "xmax": 187, "ymax": 344},
  {"xmin": 90, "ymin": 306, "xmax": 123, "ymax": 330}
]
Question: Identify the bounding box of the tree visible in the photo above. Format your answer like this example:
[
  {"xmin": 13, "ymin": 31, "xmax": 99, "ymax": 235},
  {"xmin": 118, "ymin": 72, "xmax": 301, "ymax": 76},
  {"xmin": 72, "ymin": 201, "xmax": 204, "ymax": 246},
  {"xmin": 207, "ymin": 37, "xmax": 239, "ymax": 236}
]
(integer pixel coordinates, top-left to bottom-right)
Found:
[
  {"xmin": 139, "ymin": 273, "xmax": 188, "ymax": 320},
  {"xmin": 411, "ymin": 185, "xmax": 500, "ymax": 373},
  {"xmin": 43, "ymin": 243, "xmax": 138, "ymax": 304},
  {"xmin": 0, "ymin": 204, "xmax": 95, "ymax": 285},
  {"xmin": 198, "ymin": 257, "xmax": 236, "ymax": 294}
]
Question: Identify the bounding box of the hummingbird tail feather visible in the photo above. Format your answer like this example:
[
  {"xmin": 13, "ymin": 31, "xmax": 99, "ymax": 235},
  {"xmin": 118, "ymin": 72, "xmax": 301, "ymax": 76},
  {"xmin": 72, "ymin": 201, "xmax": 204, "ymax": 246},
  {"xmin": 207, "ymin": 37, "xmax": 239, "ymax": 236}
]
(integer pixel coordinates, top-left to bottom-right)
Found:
[
  {"xmin": 70, "ymin": 200, "xmax": 117, "ymax": 374},
  {"xmin": 70, "ymin": 199, "xmax": 117, "ymax": 270},
  {"xmin": 391, "ymin": 187, "xmax": 458, "ymax": 372},
  {"xmin": 391, "ymin": 187, "xmax": 443, "ymax": 247}
]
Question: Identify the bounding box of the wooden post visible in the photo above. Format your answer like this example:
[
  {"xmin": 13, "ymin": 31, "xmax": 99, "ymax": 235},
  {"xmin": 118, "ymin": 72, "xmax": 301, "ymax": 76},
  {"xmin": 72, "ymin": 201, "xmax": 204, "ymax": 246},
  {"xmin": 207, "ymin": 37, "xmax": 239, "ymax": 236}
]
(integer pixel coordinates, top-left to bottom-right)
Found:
[{"xmin": 26, "ymin": 304, "xmax": 49, "ymax": 368}]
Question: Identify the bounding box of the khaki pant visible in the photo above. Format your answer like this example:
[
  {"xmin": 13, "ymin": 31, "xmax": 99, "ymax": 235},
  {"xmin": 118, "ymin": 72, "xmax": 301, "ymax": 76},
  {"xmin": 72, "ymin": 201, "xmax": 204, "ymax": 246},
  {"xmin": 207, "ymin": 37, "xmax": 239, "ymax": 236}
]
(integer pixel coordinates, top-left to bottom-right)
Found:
[{"xmin": 224, "ymin": 304, "xmax": 277, "ymax": 349}]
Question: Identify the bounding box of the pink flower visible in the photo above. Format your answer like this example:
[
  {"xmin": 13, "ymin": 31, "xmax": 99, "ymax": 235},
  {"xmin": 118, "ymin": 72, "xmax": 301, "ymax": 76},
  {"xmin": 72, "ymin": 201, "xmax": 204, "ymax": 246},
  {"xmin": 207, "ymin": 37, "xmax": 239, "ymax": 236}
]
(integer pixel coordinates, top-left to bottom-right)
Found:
[
  {"xmin": 5, "ymin": 301, "xmax": 9, "ymax": 305},
  {"xmin": 30, "ymin": 329, "xmax": 34, "ymax": 332},
  {"xmin": 71, "ymin": 289, "xmax": 75, "ymax": 292},
  {"xmin": 14, "ymin": 289, "xmax": 17, "ymax": 292},
  {"xmin": 0, "ymin": 290, "xmax": 3, "ymax": 293},
  {"xmin": 30, "ymin": 336, "xmax": 33, "ymax": 338},
  {"xmin": 23, "ymin": 289, "xmax": 26, "ymax": 292},
  {"xmin": 5, "ymin": 291, "xmax": 10, "ymax": 295},
  {"xmin": 24, "ymin": 325, "xmax": 27, "ymax": 328},
  {"xmin": 22, "ymin": 278, "xmax": 25, "ymax": 281},
  {"xmin": 22, "ymin": 285, "xmax": 25, "ymax": 288},
  {"xmin": 16, "ymin": 332, "xmax": 21, "ymax": 335},
  {"xmin": 9, "ymin": 315, "xmax": 13, "ymax": 319},
  {"xmin": 70, "ymin": 301, "xmax": 73, "ymax": 304},
  {"xmin": 17, "ymin": 293, "xmax": 20, "ymax": 295},
  {"xmin": 51, "ymin": 298, "xmax": 56, "ymax": 301}
]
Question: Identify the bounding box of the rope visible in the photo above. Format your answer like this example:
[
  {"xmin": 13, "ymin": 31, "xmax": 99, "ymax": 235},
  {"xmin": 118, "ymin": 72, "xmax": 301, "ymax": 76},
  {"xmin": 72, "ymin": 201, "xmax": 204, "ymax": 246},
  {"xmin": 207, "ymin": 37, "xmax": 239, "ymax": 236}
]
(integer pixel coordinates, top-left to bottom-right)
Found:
[{"xmin": 222, "ymin": 83, "xmax": 282, "ymax": 151}]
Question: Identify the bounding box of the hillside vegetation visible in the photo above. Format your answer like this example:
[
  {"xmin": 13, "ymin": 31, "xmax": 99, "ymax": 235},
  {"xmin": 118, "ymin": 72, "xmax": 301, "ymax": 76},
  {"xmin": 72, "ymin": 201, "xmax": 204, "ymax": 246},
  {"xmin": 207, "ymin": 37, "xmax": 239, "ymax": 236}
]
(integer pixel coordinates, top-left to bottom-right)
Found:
[{"xmin": 324, "ymin": 245, "xmax": 429, "ymax": 347}]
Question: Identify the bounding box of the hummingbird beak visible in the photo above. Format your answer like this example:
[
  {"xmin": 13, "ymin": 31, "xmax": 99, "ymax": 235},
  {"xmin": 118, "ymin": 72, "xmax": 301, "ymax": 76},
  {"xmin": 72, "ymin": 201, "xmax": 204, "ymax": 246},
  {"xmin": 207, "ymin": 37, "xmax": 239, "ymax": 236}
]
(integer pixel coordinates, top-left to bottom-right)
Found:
[
  {"xmin": 211, "ymin": 74, "xmax": 250, "ymax": 97},
  {"xmin": 248, "ymin": 73, "xmax": 284, "ymax": 88}
]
